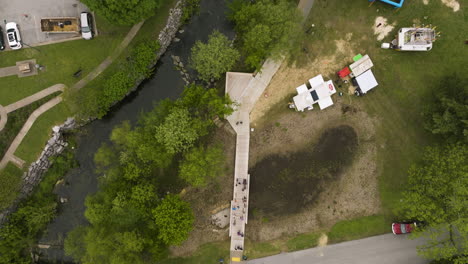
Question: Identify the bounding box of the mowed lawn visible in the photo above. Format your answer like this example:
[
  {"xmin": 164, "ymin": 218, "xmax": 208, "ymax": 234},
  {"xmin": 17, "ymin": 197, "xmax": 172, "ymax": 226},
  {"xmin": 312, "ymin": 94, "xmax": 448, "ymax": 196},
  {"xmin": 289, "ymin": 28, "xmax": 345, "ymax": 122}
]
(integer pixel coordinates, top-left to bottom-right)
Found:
[
  {"xmin": 0, "ymin": 16, "xmax": 129, "ymax": 166},
  {"xmin": 0, "ymin": 16, "xmax": 130, "ymax": 106}
]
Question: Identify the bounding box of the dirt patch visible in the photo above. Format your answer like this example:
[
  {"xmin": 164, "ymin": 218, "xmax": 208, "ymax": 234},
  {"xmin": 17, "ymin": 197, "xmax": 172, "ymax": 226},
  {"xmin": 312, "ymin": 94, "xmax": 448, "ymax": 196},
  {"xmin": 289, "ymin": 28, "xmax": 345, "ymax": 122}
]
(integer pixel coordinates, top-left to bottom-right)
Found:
[
  {"xmin": 373, "ymin": 16, "xmax": 394, "ymax": 41},
  {"xmin": 249, "ymin": 125, "xmax": 358, "ymax": 217},
  {"xmin": 422, "ymin": 0, "xmax": 459, "ymax": 11},
  {"xmin": 441, "ymin": 0, "xmax": 460, "ymax": 11},
  {"xmin": 246, "ymin": 99, "xmax": 380, "ymax": 241},
  {"xmin": 318, "ymin": 233, "xmax": 328, "ymax": 247}
]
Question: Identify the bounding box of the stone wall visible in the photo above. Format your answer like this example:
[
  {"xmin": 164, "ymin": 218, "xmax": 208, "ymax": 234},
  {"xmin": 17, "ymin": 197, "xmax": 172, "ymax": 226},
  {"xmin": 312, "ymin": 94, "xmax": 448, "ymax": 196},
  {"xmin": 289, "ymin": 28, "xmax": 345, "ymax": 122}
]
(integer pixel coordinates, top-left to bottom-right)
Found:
[
  {"xmin": 129, "ymin": 0, "xmax": 185, "ymax": 92},
  {"xmin": 0, "ymin": 118, "xmax": 76, "ymax": 226},
  {"xmin": 157, "ymin": 0, "xmax": 184, "ymax": 58}
]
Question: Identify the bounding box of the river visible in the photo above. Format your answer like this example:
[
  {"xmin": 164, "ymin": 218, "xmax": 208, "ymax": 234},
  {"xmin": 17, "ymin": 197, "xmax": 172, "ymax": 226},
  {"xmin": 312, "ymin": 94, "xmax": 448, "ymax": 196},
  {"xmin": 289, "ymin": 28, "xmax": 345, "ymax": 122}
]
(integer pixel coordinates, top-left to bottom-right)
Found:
[{"xmin": 39, "ymin": 0, "xmax": 234, "ymax": 262}]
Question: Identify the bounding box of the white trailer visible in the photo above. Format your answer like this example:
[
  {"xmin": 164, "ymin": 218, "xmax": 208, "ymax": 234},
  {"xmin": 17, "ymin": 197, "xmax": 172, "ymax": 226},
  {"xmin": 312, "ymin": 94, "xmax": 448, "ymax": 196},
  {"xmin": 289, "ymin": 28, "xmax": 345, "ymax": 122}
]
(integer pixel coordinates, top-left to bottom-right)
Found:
[{"xmin": 382, "ymin": 27, "xmax": 437, "ymax": 51}]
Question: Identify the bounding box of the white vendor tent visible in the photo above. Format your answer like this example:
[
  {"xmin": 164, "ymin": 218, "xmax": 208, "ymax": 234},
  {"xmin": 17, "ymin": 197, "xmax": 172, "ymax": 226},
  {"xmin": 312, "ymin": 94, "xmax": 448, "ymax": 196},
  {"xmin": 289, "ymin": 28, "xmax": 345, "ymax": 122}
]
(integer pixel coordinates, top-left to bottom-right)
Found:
[
  {"xmin": 293, "ymin": 75, "xmax": 336, "ymax": 111},
  {"xmin": 355, "ymin": 70, "xmax": 378, "ymax": 94}
]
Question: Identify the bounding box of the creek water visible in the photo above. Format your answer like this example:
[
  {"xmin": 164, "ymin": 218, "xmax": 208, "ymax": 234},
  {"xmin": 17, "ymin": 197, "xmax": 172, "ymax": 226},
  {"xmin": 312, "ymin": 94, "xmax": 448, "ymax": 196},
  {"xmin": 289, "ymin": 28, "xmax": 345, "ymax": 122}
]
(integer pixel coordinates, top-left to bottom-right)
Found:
[{"xmin": 39, "ymin": 0, "xmax": 234, "ymax": 262}]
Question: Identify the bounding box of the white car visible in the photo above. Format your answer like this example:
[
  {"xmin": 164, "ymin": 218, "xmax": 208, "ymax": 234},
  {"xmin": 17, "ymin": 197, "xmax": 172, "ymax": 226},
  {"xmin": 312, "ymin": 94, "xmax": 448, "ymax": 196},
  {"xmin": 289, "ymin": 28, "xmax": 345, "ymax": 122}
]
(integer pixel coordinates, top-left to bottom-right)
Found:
[
  {"xmin": 80, "ymin": 12, "xmax": 93, "ymax": 40},
  {"xmin": 6, "ymin": 22, "xmax": 22, "ymax": 50}
]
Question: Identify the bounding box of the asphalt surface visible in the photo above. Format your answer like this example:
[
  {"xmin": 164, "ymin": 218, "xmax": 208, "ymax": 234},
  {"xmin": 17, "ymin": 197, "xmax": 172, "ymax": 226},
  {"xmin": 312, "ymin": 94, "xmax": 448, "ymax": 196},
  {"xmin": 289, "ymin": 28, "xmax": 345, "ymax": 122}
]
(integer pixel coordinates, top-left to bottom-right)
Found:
[
  {"xmin": 0, "ymin": 0, "xmax": 89, "ymax": 46},
  {"xmin": 247, "ymin": 234, "xmax": 430, "ymax": 264}
]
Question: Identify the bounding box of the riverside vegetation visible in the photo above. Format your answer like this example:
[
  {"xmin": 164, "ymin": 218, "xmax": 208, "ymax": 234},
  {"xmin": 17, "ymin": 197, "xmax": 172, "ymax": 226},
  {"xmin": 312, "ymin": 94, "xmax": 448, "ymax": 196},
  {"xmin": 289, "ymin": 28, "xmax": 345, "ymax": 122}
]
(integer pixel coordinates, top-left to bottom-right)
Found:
[{"xmin": 63, "ymin": 85, "xmax": 233, "ymax": 263}]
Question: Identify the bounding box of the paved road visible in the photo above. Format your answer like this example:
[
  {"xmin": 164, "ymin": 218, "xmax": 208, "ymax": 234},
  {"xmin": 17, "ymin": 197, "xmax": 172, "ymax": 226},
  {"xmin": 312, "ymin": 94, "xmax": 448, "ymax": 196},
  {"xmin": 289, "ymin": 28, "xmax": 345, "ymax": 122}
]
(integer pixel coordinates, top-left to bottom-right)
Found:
[{"xmin": 247, "ymin": 234, "xmax": 429, "ymax": 264}]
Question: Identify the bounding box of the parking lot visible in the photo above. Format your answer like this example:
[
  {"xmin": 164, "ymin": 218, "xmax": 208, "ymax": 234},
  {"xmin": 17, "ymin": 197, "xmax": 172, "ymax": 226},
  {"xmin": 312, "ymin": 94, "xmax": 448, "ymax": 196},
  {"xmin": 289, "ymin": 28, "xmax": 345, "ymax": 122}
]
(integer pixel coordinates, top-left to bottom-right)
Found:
[{"xmin": 0, "ymin": 0, "xmax": 90, "ymax": 48}]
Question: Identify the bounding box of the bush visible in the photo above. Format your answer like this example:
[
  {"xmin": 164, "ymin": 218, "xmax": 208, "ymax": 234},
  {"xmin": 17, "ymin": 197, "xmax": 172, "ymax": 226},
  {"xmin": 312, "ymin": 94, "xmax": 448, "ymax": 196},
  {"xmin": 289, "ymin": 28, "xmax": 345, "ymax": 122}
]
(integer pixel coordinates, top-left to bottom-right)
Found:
[
  {"xmin": 81, "ymin": 0, "xmax": 164, "ymax": 25},
  {"xmin": 181, "ymin": 0, "xmax": 201, "ymax": 24}
]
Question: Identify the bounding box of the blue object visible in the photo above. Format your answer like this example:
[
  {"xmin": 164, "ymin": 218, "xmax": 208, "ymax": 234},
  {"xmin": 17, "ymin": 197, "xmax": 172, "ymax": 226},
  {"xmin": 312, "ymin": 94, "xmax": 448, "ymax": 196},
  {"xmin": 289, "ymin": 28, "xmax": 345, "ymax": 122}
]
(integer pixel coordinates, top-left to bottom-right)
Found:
[{"xmin": 378, "ymin": 0, "xmax": 405, "ymax": 8}]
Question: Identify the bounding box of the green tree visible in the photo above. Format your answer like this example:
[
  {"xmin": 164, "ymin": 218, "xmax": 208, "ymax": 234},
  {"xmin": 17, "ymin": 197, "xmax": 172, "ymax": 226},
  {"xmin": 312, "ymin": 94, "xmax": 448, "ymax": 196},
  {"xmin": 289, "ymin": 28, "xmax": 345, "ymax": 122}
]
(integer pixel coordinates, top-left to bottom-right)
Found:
[
  {"xmin": 177, "ymin": 84, "xmax": 234, "ymax": 122},
  {"xmin": 81, "ymin": 0, "xmax": 162, "ymax": 25},
  {"xmin": 190, "ymin": 30, "xmax": 240, "ymax": 82},
  {"xmin": 399, "ymin": 144, "xmax": 468, "ymax": 263},
  {"xmin": 152, "ymin": 194, "xmax": 194, "ymax": 245},
  {"xmin": 424, "ymin": 75, "xmax": 468, "ymax": 143},
  {"xmin": 179, "ymin": 144, "xmax": 224, "ymax": 187},
  {"xmin": 228, "ymin": 0, "xmax": 303, "ymax": 69},
  {"xmin": 64, "ymin": 226, "xmax": 88, "ymax": 261},
  {"xmin": 155, "ymin": 108, "xmax": 202, "ymax": 154}
]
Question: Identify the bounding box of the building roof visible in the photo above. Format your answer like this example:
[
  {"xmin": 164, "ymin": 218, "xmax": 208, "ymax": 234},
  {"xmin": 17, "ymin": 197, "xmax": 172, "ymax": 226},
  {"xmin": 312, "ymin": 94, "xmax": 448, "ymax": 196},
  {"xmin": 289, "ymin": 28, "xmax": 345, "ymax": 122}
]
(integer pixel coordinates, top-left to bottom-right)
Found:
[{"xmin": 356, "ymin": 70, "xmax": 378, "ymax": 93}]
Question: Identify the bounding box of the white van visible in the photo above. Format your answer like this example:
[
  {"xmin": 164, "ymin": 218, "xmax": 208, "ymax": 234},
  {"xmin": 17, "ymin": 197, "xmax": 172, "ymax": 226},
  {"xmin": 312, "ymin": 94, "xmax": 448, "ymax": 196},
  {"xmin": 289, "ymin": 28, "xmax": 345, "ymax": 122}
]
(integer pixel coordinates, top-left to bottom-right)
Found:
[{"xmin": 80, "ymin": 12, "xmax": 93, "ymax": 40}]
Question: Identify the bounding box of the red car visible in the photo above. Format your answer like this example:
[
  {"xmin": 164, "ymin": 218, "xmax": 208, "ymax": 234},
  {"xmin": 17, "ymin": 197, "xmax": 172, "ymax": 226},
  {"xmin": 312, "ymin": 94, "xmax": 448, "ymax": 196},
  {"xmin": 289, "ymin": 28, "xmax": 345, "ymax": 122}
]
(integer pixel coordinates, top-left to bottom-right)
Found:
[{"xmin": 392, "ymin": 222, "xmax": 417, "ymax": 234}]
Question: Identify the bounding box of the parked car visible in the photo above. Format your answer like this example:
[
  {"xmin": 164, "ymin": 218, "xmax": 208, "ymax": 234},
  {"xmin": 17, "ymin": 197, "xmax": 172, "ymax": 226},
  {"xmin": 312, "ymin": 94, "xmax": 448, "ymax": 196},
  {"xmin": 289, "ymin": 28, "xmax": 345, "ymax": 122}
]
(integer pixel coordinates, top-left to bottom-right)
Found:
[
  {"xmin": 392, "ymin": 222, "xmax": 417, "ymax": 235},
  {"xmin": 80, "ymin": 12, "xmax": 93, "ymax": 40},
  {"xmin": 6, "ymin": 22, "xmax": 22, "ymax": 50},
  {"xmin": 0, "ymin": 26, "xmax": 5, "ymax": 50}
]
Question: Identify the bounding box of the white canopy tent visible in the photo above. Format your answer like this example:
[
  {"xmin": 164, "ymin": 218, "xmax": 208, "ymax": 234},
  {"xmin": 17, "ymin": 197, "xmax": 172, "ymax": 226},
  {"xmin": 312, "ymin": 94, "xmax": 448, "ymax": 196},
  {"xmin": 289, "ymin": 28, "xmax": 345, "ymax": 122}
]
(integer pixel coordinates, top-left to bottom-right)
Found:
[
  {"xmin": 293, "ymin": 75, "xmax": 336, "ymax": 111},
  {"xmin": 355, "ymin": 70, "xmax": 378, "ymax": 94}
]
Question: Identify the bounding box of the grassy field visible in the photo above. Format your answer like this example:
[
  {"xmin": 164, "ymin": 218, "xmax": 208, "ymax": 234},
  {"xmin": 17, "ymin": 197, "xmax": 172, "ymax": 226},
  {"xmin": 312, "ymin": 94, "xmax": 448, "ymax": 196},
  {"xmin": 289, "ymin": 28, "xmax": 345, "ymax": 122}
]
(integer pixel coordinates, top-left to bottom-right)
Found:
[
  {"xmin": 302, "ymin": 0, "xmax": 466, "ymax": 216},
  {"xmin": 0, "ymin": 163, "xmax": 23, "ymax": 210},
  {"xmin": 0, "ymin": 17, "xmax": 130, "ymax": 106},
  {"xmin": 328, "ymin": 215, "xmax": 388, "ymax": 243},
  {"xmin": 14, "ymin": 101, "xmax": 72, "ymax": 164},
  {"xmin": 0, "ymin": 92, "xmax": 60, "ymax": 157},
  {"xmin": 0, "ymin": 14, "xmax": 130, "ymax": 169}
]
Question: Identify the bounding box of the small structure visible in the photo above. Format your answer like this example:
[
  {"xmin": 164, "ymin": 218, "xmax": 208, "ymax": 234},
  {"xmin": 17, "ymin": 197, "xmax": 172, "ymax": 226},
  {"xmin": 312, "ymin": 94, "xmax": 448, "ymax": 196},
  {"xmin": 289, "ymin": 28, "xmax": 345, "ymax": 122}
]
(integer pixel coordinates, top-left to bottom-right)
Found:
[
  {"xmin": 349, "ymin": 54, "xmax": 373, "ymax": 77},
  {"xmin": 18, "ymin": 63, "xmax": 31, "ymax": 74},
  {"xmin": 337, "ymin": 54, "xmax": 378, "ymax": 96},
  {"xmin": 40, "ymin": 17, "xmax": 80, "ymax": 33},
  {"xmin": 381, "ymin": 27, "xmax": 436, "ymax": 51},
  {"xmin": 292, "ymin": 74, "xmax": 336, "ymax": 111}
]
